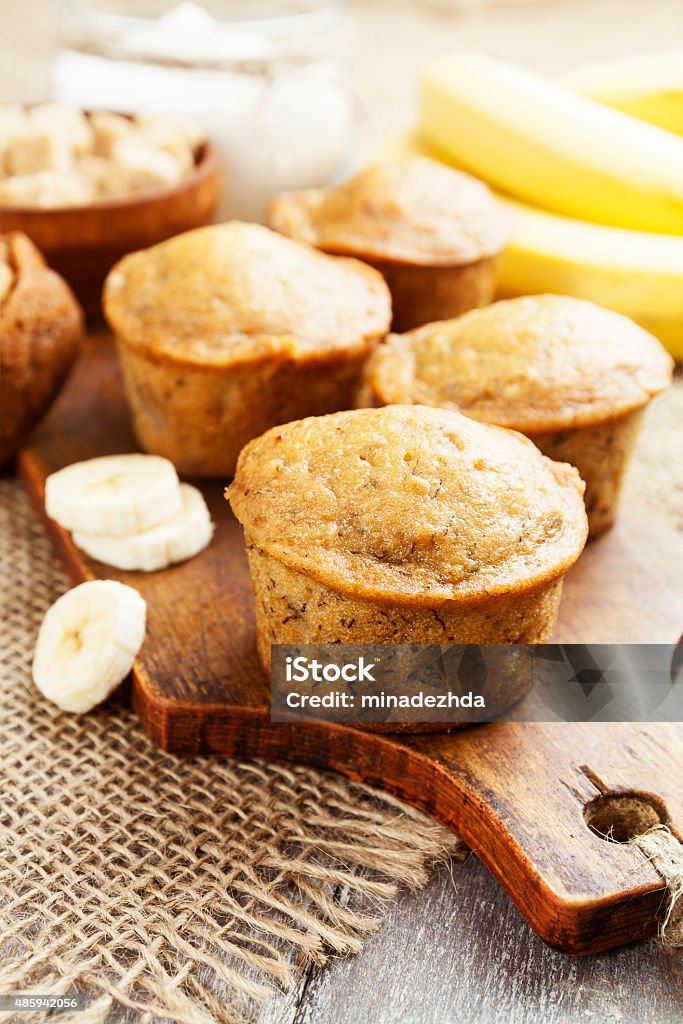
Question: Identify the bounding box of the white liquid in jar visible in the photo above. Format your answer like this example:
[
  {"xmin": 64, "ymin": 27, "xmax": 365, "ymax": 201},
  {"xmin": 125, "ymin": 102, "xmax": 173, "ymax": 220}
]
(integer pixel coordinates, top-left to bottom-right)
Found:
[{"xmin": 53, "ymin": 1, "xmax": 353, "ymax": 221}]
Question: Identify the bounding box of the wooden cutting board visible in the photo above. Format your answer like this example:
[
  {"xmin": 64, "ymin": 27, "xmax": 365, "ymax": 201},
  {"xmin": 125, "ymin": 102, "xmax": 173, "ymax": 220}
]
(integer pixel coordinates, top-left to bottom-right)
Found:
[{"xmin": 18, "ymin": 335, "xmax": 683, "ymax": 957}]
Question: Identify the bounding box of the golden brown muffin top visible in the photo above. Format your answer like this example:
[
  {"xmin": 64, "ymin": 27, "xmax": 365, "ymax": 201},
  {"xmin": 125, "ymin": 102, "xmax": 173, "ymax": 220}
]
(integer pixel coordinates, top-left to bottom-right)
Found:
[
  {"xmin": 228, "ymin": 405, "xmax": 587, "ymax": 605},
  {"xmin": 365, "ymin": 295, "xmax": 673, "ymax": 431},
  {"xmin": 103, "ymin": 222, "xmax": 392, "ymax": 367},
  {"xmin": 267, "ymin": 158, "xmax": 508, "ymax": 267}
]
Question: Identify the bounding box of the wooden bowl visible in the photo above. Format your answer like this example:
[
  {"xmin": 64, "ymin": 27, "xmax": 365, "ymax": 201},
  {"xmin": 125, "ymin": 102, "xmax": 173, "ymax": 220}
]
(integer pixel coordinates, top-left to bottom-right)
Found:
[{"xmin": 0, "ymin": 138, "xmax": 222, "ymax": 316}]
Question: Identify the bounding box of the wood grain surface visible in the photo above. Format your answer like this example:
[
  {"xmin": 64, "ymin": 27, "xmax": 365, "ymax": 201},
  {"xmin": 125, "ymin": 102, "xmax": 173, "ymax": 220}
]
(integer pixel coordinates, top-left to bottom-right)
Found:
[
  {"xmin": 285, "ymin": 859, "xmax": 683, "ymax": 1024},
  {"xmin": 17, "ymin": 335, "xmax": 683, "ymax": 958}
]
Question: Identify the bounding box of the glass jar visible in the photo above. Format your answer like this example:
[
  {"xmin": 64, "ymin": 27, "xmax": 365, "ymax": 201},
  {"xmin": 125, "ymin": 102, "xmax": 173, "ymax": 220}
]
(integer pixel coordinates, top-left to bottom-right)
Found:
[{"xmin": 53, "ymin": 1, "xmax": 352, "ymax": 221}]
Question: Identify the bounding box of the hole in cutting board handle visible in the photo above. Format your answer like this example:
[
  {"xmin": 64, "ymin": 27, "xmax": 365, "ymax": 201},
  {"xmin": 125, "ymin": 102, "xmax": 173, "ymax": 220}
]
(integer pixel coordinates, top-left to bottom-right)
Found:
[{"xmin": 584, "ymin": 792, "xmax": 669, "ymax": 843}]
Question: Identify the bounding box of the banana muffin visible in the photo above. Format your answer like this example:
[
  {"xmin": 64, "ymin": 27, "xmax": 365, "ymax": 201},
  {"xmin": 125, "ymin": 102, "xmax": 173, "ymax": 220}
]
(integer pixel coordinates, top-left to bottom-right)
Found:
[
  {"xmin": 103, "ymin": 222, "xmax": 391, "ymax": 477},
  {"xmin": 1, "ymin": 232, "xmax": 82, "ymax": 463},
  {"xmin": 267, "ymin": 158, "xmax": 508, "ymax": 332},
  {"xmin": 227, "ymin": 405, "xmax": 588, "ymax": 672},
  {"xmin": 361, "ymin": 296, "xmax": 673, "ymax": 537}
]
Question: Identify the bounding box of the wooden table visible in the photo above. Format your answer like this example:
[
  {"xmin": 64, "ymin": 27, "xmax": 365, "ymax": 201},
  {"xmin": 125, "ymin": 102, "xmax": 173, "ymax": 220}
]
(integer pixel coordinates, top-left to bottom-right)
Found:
[
  {"xmin": 253, "ymin": 860, "xmax": 682, "ymax": 1024},
  {"xmin": 4, "ymin": 2, "xmax": 683, "ymax": 1021}
]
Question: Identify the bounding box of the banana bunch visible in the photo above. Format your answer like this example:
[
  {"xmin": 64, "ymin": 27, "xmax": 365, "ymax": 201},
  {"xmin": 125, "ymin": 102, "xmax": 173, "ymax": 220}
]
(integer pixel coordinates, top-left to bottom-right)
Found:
[
  {"xmin": 33, "ymin": 454, "xmax": 215, "ymax": 713},
  {"xmin": 420, "ymin": 52, "xmax": 683, "ymax": 235},
  {"xmin": 403, "ymin": 51, "xmax": 683, "ymax": 360},
  {"xmin": 565, "ymin": 51, "xmax": 683, "ymax": 136}
]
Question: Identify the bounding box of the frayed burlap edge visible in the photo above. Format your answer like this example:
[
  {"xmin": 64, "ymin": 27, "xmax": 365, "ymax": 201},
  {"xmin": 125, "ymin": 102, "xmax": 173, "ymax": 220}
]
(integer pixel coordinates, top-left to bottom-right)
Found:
[
  {"xmin": 0, "ymin": 478, "xmax": 462, "ymax": 1024},
  {"xmin": 3, "ymin": 467, "xmax": 682, "ymax": 1023}
]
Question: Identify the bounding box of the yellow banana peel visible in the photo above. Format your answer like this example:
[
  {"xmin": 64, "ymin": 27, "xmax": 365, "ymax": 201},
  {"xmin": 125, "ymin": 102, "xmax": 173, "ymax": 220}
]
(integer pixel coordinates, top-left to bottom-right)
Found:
[
  {"xmin": 497, "ymin": 198, "xmax": 683, "ymax": 360},
  {"xmin": 420, "ymin": 51, "xmax": 683, "ymax": 235},
  {"xmin": 565, "ymin": 51, "xmax": 683, "ymax": 136}
]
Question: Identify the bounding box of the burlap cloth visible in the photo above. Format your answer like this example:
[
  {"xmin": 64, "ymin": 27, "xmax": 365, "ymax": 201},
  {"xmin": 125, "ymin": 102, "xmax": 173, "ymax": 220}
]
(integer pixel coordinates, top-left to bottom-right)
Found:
[
  {"xmin": 2, "ymin": 384, "xmax": 682, "ymax": 1023},
  {"xmin": 0, "ymin": 477, "xmax": 462, "ymax": 1023}
]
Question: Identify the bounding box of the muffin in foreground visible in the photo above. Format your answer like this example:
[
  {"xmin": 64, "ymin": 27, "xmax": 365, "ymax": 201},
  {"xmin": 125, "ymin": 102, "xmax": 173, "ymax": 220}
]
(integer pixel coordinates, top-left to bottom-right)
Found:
[
  {"xmin": 103, "ymin": 222, "xmax": 391, "ymax": 477},
  {"xmin": 361, "ymin": 296, "xmax": 673, "ymax": 537},
  {"xmin": 267, "ymin": 157, "xmax": 508, "ymax": 332},
  {"xmin": 1, "ymin": 232, "xmax": 82, "ymax": 463},
  {"xmin": 227, "ymin": 405, "xmax": 588, "ymax": 671}
]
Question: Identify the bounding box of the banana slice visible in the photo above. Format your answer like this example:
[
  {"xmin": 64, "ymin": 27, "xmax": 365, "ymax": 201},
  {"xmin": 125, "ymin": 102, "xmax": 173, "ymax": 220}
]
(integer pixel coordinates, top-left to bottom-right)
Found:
[
  {"xmin": 72, "ymin": 483, "xmax": 214, "ymax": 571},
  {"xmin": 45, "ymin": 453, "xmax": 181, "ymax": 536},
  {"xmin": 32, "ymin": 580, "xmax": 147, "ymax": 713}
]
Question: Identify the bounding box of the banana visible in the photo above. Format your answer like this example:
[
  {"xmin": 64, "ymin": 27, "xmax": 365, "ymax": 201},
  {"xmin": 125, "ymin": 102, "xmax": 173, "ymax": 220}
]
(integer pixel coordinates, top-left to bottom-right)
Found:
[
  {"xmin": 565, "ymin": 51, "xmax": 683, "ymax": 136},
  {"xmin": 373, "ymin": 130, "xmax": 683, "ymax": 360},
  {"xmin": 45, "ymin": 453, "xmax": 181, "ymax": 536},
  {"xmin": 32, "ymin": 579, "xmax": 146, "ymax": 713},
  {"xmin": 420, "ymin": 51, "xmax": 683, "ymax": 234},
  {"xmin": 73, "ymin": 483, "xmax": 214, "ymax": 571},
  {"xmin": 496, "ymin": 199, "xmax": 683, "ymax": 361}
]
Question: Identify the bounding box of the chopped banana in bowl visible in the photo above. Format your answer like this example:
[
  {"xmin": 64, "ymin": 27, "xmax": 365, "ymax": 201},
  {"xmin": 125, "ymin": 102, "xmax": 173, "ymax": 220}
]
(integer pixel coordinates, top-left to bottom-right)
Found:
[
  {"xmin": 0, "ymin": 103, "xmax": 204, "ymax": 208},
  {"xmin": 0, "ymin": 104, "xmax": 220, "ymax": 314}
]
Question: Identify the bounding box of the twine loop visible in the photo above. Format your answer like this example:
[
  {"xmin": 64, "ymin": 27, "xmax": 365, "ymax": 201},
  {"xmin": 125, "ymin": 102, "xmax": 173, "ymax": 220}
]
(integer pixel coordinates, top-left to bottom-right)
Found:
[{"xmin": 631, "ymin": 826, "xmax": 683, "ymax": 948}]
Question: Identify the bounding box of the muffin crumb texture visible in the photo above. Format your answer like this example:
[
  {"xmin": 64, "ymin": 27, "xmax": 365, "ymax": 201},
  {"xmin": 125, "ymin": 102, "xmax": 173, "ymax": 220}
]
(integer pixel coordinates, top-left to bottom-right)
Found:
[
  {"xmin": 248, "ymin": 546, "xmax": 564, "ymax": 671},
  {"xmin": 365, "ymin": 295, "xmax": 673, "ymax": 431},
  {"xmin": 363, "ymin": 295, "xmax": 673, "ymax": 536},
  {"xmin": 104, "ymin": 223, "xmax": 392, "ymax": 477},
  {"xmin": 104, "ymin": 222, "xmax": 391, "ymax": 365},
  {"xmin": 228, "ymin": 405, "xmax": 587, "ymax": 605},
  {"xmin": 268, "ymin": 157, "xmax": 508, "ymax": 267}
]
